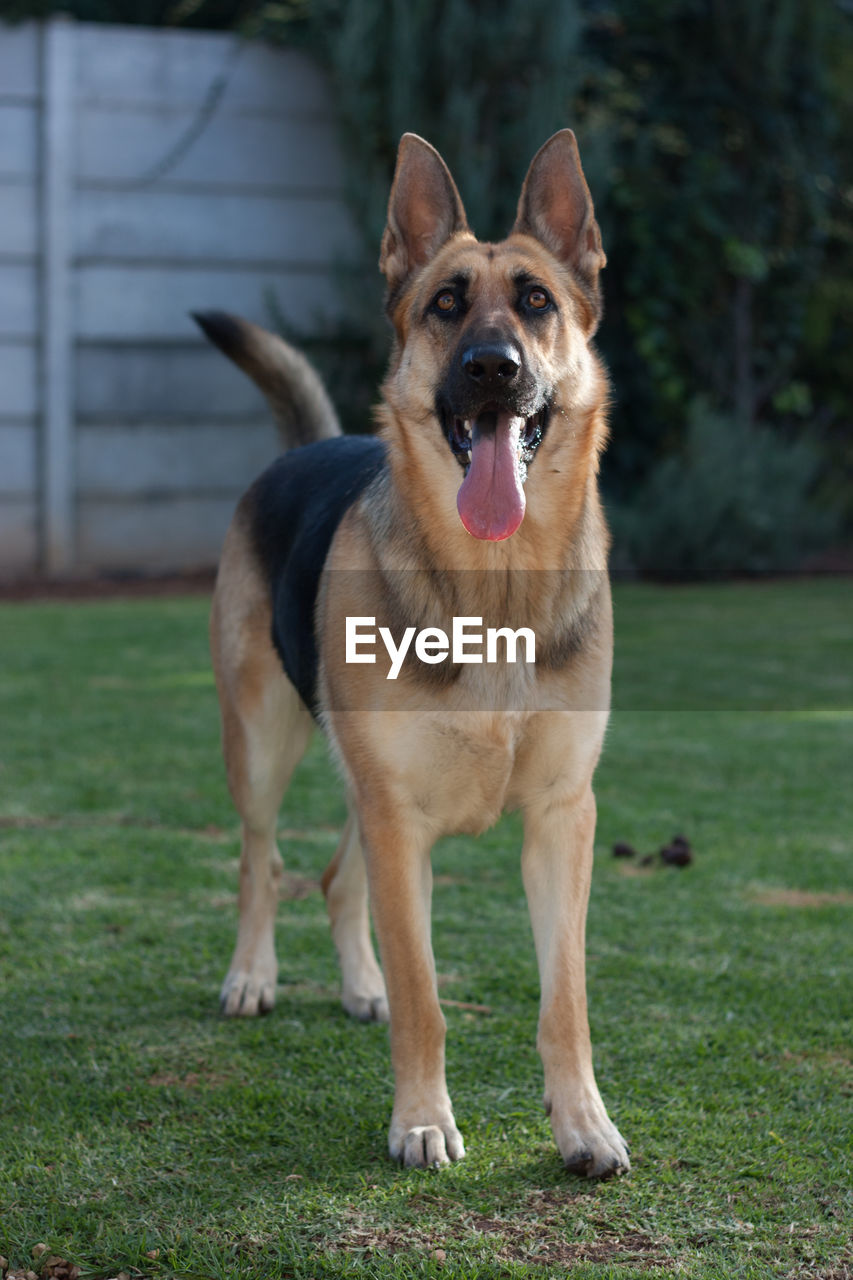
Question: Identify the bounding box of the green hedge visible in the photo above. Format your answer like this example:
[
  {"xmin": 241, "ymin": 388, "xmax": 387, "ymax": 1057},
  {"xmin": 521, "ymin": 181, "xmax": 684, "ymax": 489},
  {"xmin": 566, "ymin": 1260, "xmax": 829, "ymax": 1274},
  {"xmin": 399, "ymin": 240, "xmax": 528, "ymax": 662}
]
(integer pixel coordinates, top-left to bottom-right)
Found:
[{"xmin": 609, "ymin": 401, "xmax": 838, "ymax": 577}]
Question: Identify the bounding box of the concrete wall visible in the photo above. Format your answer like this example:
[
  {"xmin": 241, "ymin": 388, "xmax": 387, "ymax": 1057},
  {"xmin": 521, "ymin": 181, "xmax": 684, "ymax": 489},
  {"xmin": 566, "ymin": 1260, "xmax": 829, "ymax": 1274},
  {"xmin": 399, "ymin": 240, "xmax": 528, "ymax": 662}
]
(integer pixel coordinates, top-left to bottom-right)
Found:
[{"xmin": 0, "ymin": 18, "xmax": 353, "ymax": 577}]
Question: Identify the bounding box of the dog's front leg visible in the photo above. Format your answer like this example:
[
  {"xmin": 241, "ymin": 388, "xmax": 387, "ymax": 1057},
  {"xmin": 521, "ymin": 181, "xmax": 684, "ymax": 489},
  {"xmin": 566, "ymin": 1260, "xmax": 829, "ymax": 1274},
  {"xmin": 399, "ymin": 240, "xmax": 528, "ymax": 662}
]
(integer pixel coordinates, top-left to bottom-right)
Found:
[
  {"xmin": 522, "ymin": 785, "xmax": 630, "ymax": 1178},
  {"xmin": 360, "ymin": 806, "xmax": 465, "ymax": 1169}
]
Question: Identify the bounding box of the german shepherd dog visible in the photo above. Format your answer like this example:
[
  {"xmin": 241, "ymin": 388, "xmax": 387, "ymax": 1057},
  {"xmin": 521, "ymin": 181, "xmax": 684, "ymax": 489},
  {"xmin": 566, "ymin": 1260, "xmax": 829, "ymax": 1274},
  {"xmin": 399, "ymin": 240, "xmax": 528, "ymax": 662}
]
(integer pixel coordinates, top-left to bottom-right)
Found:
[{"xmin": 194, "ymin": 130, "xmax": 629, "ymax": 1178}]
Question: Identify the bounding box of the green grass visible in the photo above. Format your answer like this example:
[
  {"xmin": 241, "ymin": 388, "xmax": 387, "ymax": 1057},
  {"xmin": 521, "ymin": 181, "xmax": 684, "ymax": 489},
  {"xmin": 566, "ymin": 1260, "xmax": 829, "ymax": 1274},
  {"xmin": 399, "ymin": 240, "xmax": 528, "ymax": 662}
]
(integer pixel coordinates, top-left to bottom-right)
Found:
[{"xmin": 0, "ymin": 579, "xmax": 851, "ymax": 1280}]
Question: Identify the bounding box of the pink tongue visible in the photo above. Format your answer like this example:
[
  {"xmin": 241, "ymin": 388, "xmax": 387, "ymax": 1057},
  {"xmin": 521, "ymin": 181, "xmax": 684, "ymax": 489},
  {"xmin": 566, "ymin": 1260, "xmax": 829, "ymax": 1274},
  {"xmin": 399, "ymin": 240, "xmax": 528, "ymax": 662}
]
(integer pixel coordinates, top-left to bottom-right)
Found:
[{"xmin": 456, "ymin": 412, "xmax": 526, "ymax": 541}]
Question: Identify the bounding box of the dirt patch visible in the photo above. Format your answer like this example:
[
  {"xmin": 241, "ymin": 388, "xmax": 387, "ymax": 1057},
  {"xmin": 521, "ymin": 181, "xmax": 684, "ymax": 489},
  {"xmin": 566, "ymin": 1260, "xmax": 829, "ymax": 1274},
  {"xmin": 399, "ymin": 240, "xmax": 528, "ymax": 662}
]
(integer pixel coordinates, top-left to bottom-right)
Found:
[
  {"xmin": 0, "ymin": 569, "xmax": 216, "ymax": 602},
  {"xmin": 785, "ymin": 1265, "xmax": 851, "ymax": 1280},
  {"xmin": 146, "ymin": 1064, "xmax": 232, "ymax": 1089},
  {"xmin": 778, "ymin": 1049, "xmax": 853, "ymax": 1094},
  {"xmin": 3, "ymin": 1258, "xmax": 80, "ymax": 1280},
  {"xmin": 277, "ymin": 826, "xmax": 342, "ymax": 845},
  {"xmin": 0, "ymin": 814, "xmax": 63, "ymax": 830},
  {"xmin": 146, "ymin": 1071, "xmax": 206, "ymax": 1088},
  {"xmin": 195, "ymin": 823, "xmax": 233, "ymax": 841},
  {"xmin": 278, "ymin": 981, "xmax": 338, "ymax": 1003},
  {"xmin": 327, "ymin": 1221, "xmax": 669, "ymax": 1269},
  {"xmin": 209, "ymin": 894, "xmax": 239, "ymax": 909},
  {"xmin": 750, "ymin": 888, "xmax": 853, "ymax": 908},
  {"xmin": 323, "ymin": 1191, "xmax": 672, "ymax": 1270},
  {"xmin": 281, "ymin": 872, "xmax": 321, "ymax": 900},
  {"xmin": 0, "ymin": 814, "xmax": 232, "ymax": 840}
]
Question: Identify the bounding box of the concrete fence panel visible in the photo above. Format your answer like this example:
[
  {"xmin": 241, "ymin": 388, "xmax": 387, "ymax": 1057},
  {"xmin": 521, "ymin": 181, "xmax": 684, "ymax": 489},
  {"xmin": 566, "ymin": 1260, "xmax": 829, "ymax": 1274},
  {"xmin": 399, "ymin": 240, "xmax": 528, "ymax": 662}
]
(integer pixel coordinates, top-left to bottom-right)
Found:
[{"xmin": 0, "ymin": 17, "xmax": 353, "ymax": 578}]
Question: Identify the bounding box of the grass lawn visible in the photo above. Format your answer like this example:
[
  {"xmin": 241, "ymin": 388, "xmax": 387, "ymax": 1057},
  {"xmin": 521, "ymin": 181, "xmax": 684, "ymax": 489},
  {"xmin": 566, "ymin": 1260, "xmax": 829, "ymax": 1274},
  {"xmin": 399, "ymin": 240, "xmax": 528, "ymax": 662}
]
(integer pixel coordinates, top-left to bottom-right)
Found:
[{"xmin": 0, "ymin": 577, "xmax": 851, "ymax": 1280}]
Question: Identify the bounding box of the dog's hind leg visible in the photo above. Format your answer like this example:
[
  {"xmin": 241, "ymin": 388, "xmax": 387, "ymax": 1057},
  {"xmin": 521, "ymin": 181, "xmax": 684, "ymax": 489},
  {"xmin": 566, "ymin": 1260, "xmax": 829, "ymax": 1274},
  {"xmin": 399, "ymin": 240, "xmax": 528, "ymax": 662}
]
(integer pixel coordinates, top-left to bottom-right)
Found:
[
  {"xmin": 211, "ymin": 523, "xmax": 313, "ymax": 1017},
  {"xmin": 219, "ymin": 674, "xmax": 312, "ymax": 1016},
  {"xmin": 322, "ymin": 810, "xmax": 389, "ymax": 1023}
]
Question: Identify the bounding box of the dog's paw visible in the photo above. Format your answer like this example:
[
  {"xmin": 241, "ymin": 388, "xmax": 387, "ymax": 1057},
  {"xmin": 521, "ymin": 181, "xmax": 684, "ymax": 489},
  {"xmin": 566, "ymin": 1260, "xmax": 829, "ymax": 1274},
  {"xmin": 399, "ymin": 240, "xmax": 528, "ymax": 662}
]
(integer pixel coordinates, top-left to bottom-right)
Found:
[
  {"xmin": 341, "ymin": 965, "xmax": 389, "ymax": 1023},
  {"xmin": 338, "ymin": 950, "xmax": 389, "ymax": 1023},
  {"xmin": 220, "ymin": 967, "xmax": 276, "ymax": 1017},
  {"xmin": 342, "ymin": 989, "xmax": 390, "ymax": 1023},
  {"xmin": 548, "ymin": 1096, "xmax": 630, "ymax": 1180},
  {"xmin": 562, "ymin": 1133, "xmax": 630, "ymax": 1180},
  {"xmin": 389, "ymin": 1115, "xmax": 465, "ymax": 1168}
]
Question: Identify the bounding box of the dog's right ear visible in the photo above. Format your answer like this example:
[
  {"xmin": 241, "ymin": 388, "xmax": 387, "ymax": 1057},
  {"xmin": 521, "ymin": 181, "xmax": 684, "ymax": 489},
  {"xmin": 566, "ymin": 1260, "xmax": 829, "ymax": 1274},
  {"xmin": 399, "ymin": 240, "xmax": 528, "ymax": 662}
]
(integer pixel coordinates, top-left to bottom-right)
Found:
[{"xmin": 380, "ymin": 134, "xmax": 469, "ymax": 295}]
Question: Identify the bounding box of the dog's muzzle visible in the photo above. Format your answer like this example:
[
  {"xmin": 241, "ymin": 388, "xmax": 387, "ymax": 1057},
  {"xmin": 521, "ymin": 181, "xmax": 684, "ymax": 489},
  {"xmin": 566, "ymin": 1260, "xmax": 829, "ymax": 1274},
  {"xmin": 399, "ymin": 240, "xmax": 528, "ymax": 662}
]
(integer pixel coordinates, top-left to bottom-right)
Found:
[
  {"xmin": 445, "ymin": 405, "xmax": 548, "ymax": 471},
  {"xmin": 437, "ymin": 336, "xmax": 552, "ymax": 541}
]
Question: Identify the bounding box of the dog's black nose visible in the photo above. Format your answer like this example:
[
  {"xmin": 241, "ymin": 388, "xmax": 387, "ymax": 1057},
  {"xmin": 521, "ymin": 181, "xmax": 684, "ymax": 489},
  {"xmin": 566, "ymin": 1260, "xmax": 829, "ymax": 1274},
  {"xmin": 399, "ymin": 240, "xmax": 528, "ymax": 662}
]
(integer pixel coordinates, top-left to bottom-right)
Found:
[{"xmin": 461, "ymin": 342, "xmax": 521, "ymax": 386}]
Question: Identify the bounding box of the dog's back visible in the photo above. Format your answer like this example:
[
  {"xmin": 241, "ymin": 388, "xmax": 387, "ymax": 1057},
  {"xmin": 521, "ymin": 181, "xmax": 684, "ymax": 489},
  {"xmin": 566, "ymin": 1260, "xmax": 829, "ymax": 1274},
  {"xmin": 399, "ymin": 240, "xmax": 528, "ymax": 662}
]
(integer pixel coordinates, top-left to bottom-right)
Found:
[
  {"xmin": 238, "ymin": 436, "xmax": 386, "ymax": 716},
  {"xmin": 193, "ymin": 311, "xmax": 386, "ymax": 718}
]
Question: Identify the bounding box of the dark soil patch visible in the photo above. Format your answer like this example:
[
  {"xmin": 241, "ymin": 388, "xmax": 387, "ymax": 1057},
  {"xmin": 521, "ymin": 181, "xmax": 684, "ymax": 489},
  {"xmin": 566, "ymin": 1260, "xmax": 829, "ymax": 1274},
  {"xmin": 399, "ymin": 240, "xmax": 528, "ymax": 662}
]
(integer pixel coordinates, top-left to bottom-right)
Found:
[
  {"xmin": 0, "ymin": 570, "xmax": 216, "ymax": 602},
  {"xmin": 324, "ymin": 1191, "xmax": 673, "ymax": 1270}
]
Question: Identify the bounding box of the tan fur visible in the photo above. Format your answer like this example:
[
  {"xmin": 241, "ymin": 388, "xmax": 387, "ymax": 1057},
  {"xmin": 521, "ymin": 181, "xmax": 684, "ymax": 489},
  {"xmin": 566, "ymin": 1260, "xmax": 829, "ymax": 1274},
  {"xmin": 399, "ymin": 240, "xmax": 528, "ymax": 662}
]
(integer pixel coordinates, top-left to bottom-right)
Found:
[{"xmin": 208, "ymin": 131, "xmax": 629, "ymax": 1178}]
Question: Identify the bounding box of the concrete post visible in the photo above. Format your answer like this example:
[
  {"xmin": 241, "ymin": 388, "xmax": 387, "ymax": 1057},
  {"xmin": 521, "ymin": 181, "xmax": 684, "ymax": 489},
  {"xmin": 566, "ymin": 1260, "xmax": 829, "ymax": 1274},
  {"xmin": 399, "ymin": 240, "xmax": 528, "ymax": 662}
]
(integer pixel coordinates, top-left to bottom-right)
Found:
[{"xmin": 40, "ymin": 15, "xmax": 75, "ymax": 575}]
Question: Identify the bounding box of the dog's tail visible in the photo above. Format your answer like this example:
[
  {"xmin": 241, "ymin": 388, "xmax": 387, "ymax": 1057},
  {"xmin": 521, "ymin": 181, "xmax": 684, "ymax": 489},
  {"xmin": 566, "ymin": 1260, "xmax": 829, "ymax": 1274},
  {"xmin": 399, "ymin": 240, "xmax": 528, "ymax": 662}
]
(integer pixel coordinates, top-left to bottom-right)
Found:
[{"xmin": 192, "ymin": 310, "xmax": 341, "ymax": 448}]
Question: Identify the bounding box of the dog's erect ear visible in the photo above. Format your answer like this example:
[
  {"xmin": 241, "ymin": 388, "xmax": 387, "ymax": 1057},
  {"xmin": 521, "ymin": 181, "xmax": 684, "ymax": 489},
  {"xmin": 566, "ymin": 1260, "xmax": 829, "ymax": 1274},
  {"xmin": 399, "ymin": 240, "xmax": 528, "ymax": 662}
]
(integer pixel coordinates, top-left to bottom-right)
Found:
[
  {"xmin": 380, "ymin": 134, "xmax": 469, "ymax": 294},
  {"xmin": 513, "ymin": 130, "xmax": 605, "ymax": 290}
]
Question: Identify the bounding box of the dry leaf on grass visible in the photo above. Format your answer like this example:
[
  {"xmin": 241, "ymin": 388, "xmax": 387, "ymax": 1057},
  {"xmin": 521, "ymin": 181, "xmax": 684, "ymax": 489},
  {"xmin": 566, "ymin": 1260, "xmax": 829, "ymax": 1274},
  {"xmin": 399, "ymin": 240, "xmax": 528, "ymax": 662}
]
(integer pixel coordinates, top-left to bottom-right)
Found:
[{"xmin": 42, "ymin": 1259, "xmax": 80, "ymax": 1280}]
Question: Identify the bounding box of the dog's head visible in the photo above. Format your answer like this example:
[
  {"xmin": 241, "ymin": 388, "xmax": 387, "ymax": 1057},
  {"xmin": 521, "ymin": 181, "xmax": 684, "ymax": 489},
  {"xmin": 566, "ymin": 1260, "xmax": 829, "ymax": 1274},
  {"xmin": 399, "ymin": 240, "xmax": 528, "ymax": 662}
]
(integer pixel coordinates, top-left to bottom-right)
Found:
[{"xmin": 379, "ymin": 131, "xmax": 608, "ymax": 545}]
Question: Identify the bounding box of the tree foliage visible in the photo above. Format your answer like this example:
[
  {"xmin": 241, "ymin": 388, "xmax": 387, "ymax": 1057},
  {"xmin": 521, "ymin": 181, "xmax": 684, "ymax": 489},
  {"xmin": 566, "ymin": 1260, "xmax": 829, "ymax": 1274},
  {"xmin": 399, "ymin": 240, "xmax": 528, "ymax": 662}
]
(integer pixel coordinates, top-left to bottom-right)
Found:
[
  {"xmin": 583, "ymin": 1, "xmax": 841, "ymax": 488},
  {"xmin": 275, "ymin": 0, "xmax": 851, "ymax": 567},
  {"xmin": 8, "ymin": 0, "xmax": 851, "ymax": 568}
]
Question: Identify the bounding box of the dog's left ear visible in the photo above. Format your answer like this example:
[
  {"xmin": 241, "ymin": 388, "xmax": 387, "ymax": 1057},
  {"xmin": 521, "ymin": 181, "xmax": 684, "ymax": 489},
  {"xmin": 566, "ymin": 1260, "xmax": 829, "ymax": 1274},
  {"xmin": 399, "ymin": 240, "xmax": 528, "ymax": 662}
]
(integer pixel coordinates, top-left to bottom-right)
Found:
[
  {"xmin": 513, "ymin": 130, "xmax": 606, "ymax": 292},
  {"xmin": 380, "ymin": 134, "xmax": 469, "ymax": 294}
]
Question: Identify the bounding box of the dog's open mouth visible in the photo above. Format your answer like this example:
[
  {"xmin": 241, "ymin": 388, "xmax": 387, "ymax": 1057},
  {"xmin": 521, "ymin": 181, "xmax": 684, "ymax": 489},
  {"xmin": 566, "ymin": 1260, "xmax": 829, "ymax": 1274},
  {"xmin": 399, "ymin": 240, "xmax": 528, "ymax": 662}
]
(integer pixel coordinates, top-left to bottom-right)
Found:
[{"xmin": 443, "ymin": 405, "xmax": 549, "ymax": 541}]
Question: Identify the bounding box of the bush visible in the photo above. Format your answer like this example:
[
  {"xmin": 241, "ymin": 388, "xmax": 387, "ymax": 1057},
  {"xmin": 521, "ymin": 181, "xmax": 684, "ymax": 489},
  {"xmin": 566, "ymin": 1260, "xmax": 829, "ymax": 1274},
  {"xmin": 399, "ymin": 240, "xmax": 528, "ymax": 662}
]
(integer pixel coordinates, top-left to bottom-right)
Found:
[{"xmin": 609, "ymin": 402, "xmax": 838, "ymax": 577}]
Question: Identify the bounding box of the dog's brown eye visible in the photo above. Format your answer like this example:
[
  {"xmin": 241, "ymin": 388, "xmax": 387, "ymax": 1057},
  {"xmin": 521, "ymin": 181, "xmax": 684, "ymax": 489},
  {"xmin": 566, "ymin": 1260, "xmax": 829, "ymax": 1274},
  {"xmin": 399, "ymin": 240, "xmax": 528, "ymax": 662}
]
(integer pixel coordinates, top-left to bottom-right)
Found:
[
  {"xmin": 527, "ymin": 288, "xmax": 550, "ymax": 310},
  {"xmin": 435, "ymin": 290, "xmax": 457, "ymax": 312}
]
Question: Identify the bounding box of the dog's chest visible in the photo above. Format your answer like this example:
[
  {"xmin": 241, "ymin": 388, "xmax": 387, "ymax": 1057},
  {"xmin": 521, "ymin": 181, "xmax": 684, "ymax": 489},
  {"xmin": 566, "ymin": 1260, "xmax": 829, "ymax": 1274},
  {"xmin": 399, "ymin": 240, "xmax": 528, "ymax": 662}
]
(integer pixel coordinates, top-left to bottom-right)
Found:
[
  {"xmin": 335, "ymin": 703, "xmax": 541, "ymax": 837},
  {"xmin": 401, "ymin": 709, "xmax": 529, "ymax": 835}
]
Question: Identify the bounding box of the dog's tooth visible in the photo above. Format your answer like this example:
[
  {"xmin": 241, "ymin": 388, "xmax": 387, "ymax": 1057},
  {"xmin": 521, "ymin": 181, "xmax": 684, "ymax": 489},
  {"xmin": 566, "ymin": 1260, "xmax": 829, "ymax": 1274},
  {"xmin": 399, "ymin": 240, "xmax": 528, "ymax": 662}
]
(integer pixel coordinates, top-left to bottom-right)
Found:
[{"xmin": 466, "ymin": 449, "xmax": 472, "ymax": 463}]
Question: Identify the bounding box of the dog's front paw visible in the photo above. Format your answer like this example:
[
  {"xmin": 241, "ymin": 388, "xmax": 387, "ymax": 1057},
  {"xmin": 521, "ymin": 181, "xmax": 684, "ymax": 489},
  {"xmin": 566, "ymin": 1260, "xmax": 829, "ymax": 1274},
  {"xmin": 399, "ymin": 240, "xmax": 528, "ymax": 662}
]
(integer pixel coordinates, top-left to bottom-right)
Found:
[
  {"xmin": 389, "ymin": 1116, "xmax": 465, "ymax": 1168},
  {"xmin": 220, "ymin": 965, "xmax": 276, "ymax": 1017},
  {"xmin": 548, "ymin": 1093, "xmax": 630, "ymax": 1180}
]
